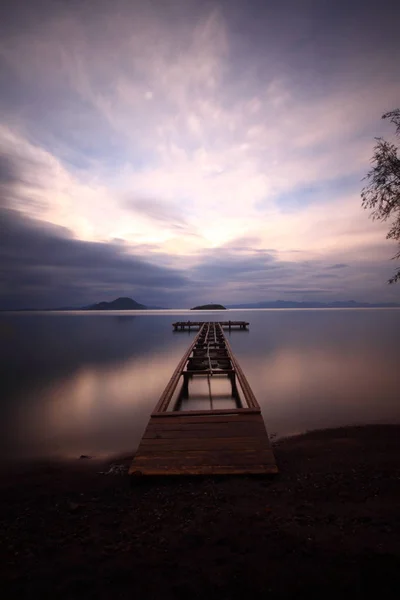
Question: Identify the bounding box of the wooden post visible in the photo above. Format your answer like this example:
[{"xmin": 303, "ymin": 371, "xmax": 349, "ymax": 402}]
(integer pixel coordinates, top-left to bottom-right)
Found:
[
  {"xmin": 229, "ymin": 372, "xmax": 239, "ymax": 400},
  {"xmin": 182, "ymin": 372, "xmax": 190, "ymax": 398}
]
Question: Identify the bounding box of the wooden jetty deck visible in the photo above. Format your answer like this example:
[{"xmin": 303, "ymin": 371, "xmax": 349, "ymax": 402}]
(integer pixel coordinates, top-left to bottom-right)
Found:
[
  {"xmin": 129, "ymin": 322, "xmax": 277, "ymax": 477},
  {"xmin": 173, "ymin": 320, "xmax": 249, "ymax": 331}
]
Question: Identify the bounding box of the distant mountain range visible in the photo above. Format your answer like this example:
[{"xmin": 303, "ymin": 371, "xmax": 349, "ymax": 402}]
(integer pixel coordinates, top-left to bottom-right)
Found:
[
  {"xmin": 9, "ymin": 297, "xmax": 163, "ymax": 311},
  {"xmin": 226, "ymin": 300, "xmax": 400, "ymax": 309},
  {"xmin": 5, "ymin": 297, "xmax": 400, "ymax": 311},
  {"xmin": 75, "ymin": 298, "xmax": 400, "ymax": 311}
]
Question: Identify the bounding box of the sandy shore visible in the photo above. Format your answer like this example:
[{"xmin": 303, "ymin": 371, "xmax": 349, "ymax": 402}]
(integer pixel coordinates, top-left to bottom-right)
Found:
[{"xmin": 1, "ymin": 424, "xmax": 399, "ymax": 599}]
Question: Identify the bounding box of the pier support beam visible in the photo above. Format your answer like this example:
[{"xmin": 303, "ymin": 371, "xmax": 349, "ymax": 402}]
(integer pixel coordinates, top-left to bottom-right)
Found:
[
  {"xmin": 229, "ymin": 372, "xmax": 240, "ymax": 402},
  {"xmin": 181, "ymin": 372, "xmax": 190, "ymax": 398}
]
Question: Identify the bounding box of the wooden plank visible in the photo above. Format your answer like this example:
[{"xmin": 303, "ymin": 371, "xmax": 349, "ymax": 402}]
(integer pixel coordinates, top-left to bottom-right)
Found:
[
  {"xmin": 143, "ymin": 432, "xmax": 267, "ymax": 441},
  {"xmin": 136, "ymin": 438, "xmax": 272, "ymax": 450},
  {"xmin": 147, "ymin": 414, "xmax": 262, "ymax": 422},
  {"xmin": 133, "ymin": 455, "xmax": 276, "ymax": 467},
  {"xmin": 184, "ymin": 369, "xmax": 234, "ymax": 375},
  {"xmin": 133, "ymin": 454, "xmax": 275, "ymax": 466},
  {"xmin": 138, "ymin": 440, "xmax": 270, "ymax": 451},
  {"xmin": 144, "ymin": 422, "xmax": 265, "ymax": 431},
  {"xmin": 134, "ymin": 448, "xmax": 274, "ymax": 459},
  {"xmin": 136, "ymin": 449, "xmax": 272, "ymax": 458},
  {"xmin": 139, "ymin": 430, "xmax": 269, "ymax": 442},
  {"xmin": 132, "ymin": 461, "xmax": 277, "ymax": 472},
  {"xmin": 143, "ymin": 431, "xmax": 266, "ymax": 439},
  {"xmin": 146, "ymin": 415, "xmax": 263, "ymax": 425},
  {"xmin": 131, "ymin": 465, "xmax": 277, "ymax": 476},
  {"xmin": 144, "ymin": 420, "xmax": 265, "ymax": 429},
  {"xmin": 134, "ymin": 449, "xmax": 274, "ymax": 460},
  {"xmin": 143, "ymin": 429, "xmax": 266, "ymax": 438},
  {"xmin": 143, "ymin": 428, "xmax": 267, "ymax": 438},
  {"xmin": 141, "ymin": 424, "xmax": 269, "ymax": 437},
  {"xmin": 153, "ymin": 408, "xmax": 260, "ymax": 418},
  {"xmin": 138, "ymin": 438, "xmax": 269, "ymax": 454}
]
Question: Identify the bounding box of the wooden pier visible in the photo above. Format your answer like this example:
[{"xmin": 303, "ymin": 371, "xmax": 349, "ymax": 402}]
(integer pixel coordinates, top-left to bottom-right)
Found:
[
  {"xmin": 129, "ymin": 322, "xmax": 277, "ymax": 477},
  {"xmin": 173, "ymin": 320, "xmax": 249, "ymax": 331}
]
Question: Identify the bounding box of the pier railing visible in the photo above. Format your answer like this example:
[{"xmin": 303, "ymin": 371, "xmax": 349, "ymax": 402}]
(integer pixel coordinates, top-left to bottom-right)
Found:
[{"xmin": 152, "ymin": 321, "xmax": 258, "ymax": 416}]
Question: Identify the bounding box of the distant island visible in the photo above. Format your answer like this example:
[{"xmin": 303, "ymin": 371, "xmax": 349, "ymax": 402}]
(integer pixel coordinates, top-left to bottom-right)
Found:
[
  {"xmin": 191, "ymin": 304, "xmax": 227, "ymax": 310},
  {"xmin": 87, "ymin": 297, "xmax": 147, "ymax": 310}
]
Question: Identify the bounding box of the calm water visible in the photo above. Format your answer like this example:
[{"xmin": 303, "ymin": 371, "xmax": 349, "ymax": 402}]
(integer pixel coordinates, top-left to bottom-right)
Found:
[{"xmin": 0, "ymin": 309, "xmax": 399, "ymax": 461}]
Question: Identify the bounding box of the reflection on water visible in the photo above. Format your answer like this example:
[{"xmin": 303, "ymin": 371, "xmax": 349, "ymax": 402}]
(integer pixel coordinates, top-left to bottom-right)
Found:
[
  {"xmin": 175, "ymin": 377, "xmax": 240, "ymax": 412},
  {"xmin": 14, "ymin": 351, "xmax": 181, "ymax": 459},
  {"xmin": 0, "ymin": 309, "xmax": 399, "ymax": 460}
]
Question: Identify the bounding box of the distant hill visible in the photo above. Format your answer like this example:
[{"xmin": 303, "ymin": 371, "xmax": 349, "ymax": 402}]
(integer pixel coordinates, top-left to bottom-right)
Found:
[
  {"xmin": 191, "ymin": 303, "xmax": 226, "ymax": 310},
  {"xmin": 5, "ymin": 298, "xmax": 400, "ymax": 312},
  {"xmin": 226, "ymin": 300, "xmax": 400, "ymax": 309},
  {"xmin": 87, "ymin": 297, "xmax": 147, "ymax": 310}
]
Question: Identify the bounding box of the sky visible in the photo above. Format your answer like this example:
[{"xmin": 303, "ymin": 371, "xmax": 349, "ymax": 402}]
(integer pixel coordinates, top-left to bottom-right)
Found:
[{"xmin": 1, "ymin": 0, "xmax": 400, "ymax": 309}]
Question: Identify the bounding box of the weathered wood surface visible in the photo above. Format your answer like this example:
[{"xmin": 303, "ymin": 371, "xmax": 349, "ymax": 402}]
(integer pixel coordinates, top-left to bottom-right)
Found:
[
  {"xmin": 151, "ymin": 326, "xmax": 205, "ymax": 414},
  {"xmin": 129, "ymin": 321, "xmax": 277, "ymax": 477},
  {"xmin": 152, "ymin": 408, "xmax": 261, "ymax": 417},
  {"xmin": 130, "ymin": 412, "xmax": 277, "ymax": 476},
  {"xmin": 151, "ymin": 322, "xmax": 259, "ymax": 413}
]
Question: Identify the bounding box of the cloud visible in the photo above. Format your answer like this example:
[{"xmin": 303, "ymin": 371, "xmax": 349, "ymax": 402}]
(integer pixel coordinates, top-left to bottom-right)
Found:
[
  {"xmin": 186, "ymin": 243, "xmax": 399, "ymax": 304},
  {"xmin": 0, "ymin": 206, "xmax": 397, "ymax": 309},
  {"xmin": 1, "ymin": 0, "xmax": 400, "ymax": 306},
  {"xmin": 124, "ymin": 197, "xmax": 189, "ymax": 230},
  {"xmin": 281, "ymin": 289, "xmax": 332, "ymax": 296},
  {"xmin": 314, "ymin": 273, "xmax": 339, "ymax": 280},
  {"xmin": 0, "ymin": 208, "xmax": 189, "ymax": 309},
  {"xmin": 0, "ymin": 153, "xmax": 17, "ymax": 185}
]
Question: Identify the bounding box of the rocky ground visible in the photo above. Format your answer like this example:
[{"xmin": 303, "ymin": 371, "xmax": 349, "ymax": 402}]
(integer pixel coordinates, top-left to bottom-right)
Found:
[{"xmin": 1, "ymin": 424, "xmax": 399, "ymax": 599}]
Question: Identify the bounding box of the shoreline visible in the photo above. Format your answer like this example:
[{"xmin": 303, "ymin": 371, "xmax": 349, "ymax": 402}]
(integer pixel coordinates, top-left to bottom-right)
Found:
[
  {"xmin": 4, "ymin": 421, "xmax": 400, "ymax": 469},
  {"xmin": 2, "ymin": 424, "xmax": 399, "ymax": 598}
]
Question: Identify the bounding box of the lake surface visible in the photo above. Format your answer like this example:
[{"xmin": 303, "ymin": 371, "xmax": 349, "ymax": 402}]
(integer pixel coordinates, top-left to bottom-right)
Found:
[{"xmin": 0, "ymin": 309, "xmax": 399, "ymax": 461}]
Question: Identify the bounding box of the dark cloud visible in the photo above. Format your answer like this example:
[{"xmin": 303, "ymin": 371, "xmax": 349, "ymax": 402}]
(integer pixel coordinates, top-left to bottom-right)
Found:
[
  {"xmin": 282, "ymin": 289, "xmax": 332, "ymax": 295},
  {"xmin": 0, "ymin": 148, "xmax": 54, "ymax": 214},
  {"xmin": 192, "ymin": 248, "xmax": 281, "ymax": 283},
  {"xmin": 124, "ymin": 197, "xmax": 188, "ymax": 229},
  {"xmin": 186, "ymin": 245, "xmax": 399, "ymax": 305},
  {"xmin": 0, "ymin": 154, "xmax": 17, "ymax": 185},
  {"xmin": 0, "ymin": 151, "xmax": 47, "ymax": 187},
  {"xmin": 328, "ymin": 263, "xmax": 349, "ymax": 269},
  {"xmin": 314, "ymin": 273, "xmax": 339, "ymax": 279},
  {"xmin": 225, "ymin": 0, "xmax": 400, "ymax": 89},
  {"xmin": 1, "ymin": 210, "xmax": 397, "ymax": 308},
  {"xmin": 0, "ymin": 208, "xmax": 189, "ymax": 309}
]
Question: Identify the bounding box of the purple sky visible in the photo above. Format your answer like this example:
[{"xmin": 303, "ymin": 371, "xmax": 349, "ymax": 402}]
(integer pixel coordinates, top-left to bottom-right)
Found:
[{"xmin": 1, "ymin": 0, "xmax": 400, "ymax": 308}]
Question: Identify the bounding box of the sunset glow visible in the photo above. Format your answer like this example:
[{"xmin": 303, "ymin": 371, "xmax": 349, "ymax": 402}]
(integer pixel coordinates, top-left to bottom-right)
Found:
[{"xmin": 1, "ymin": 0, "xmax": 399, "ymax": 308}]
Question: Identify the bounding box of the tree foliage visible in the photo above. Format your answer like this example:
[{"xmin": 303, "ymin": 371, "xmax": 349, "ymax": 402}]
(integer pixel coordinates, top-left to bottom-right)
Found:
[{"xmin": 361, "ymin": 109, "xmax": 400, "ymax": 283}]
